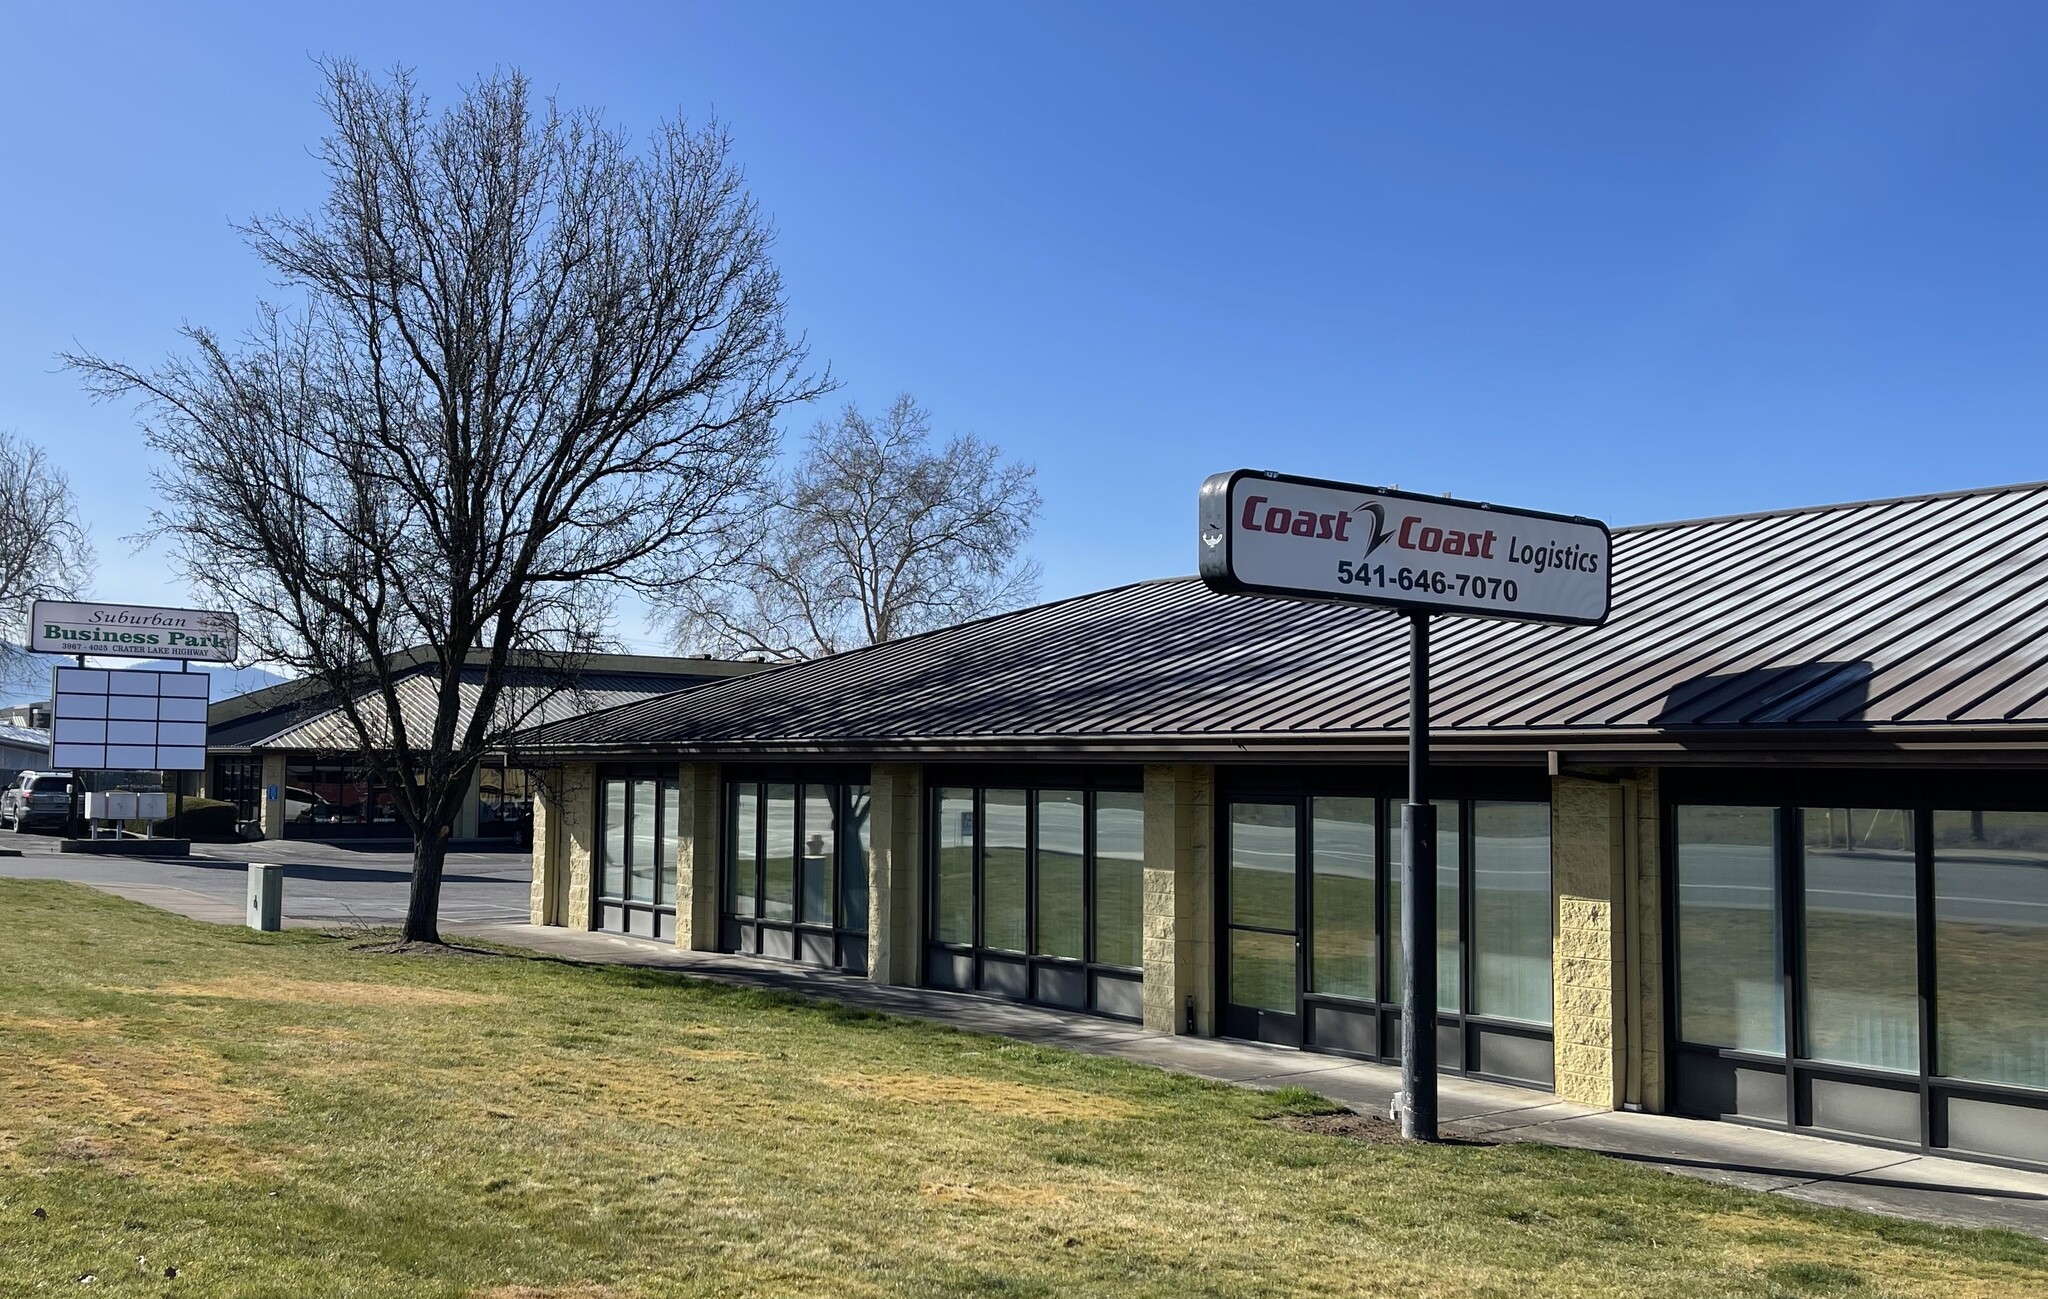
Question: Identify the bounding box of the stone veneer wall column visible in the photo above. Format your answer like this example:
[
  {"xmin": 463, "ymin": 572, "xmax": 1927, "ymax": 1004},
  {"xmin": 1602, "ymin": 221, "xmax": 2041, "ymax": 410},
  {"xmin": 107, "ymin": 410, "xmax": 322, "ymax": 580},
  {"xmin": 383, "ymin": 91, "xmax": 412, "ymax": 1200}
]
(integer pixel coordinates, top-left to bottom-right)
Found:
[
  {"xmin": 259, "ymin": 753, "xmax": 286, "ymax": 840},
  {"xmin": 1551, "ymin": 773, "xmax": 1628, "ymax": 1107},
  {"xmin": 528, "ymin": 763, "xmax": 595, "ymax": 931},
  {"xmin": 867, "ymin": 763, "xmax": 924, "ymax": 986},
  {"xmin": 673, "ymin": 762, "xmax": 722, "ymax": 951},
  {"xmin": 1142, "ymin": 763, "xmax": 1215, "ymax": 1036}
]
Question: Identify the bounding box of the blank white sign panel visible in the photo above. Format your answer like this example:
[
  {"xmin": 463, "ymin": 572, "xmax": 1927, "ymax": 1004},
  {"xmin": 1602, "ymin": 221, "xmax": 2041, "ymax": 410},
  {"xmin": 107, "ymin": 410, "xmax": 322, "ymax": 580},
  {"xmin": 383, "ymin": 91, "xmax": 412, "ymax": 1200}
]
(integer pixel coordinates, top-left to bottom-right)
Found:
[{"xmin": 50, "ymin": 668, "xmax": 210, "ymax": 771}]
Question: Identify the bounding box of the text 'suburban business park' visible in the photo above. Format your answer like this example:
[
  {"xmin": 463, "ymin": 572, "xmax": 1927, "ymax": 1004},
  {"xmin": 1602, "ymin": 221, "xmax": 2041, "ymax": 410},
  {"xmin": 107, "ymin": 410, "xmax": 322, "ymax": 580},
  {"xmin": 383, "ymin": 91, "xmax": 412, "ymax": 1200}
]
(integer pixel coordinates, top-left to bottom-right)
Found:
[{"xmin": 497, "ymin": 479, "xmax": 2044, "ymax": 1169}]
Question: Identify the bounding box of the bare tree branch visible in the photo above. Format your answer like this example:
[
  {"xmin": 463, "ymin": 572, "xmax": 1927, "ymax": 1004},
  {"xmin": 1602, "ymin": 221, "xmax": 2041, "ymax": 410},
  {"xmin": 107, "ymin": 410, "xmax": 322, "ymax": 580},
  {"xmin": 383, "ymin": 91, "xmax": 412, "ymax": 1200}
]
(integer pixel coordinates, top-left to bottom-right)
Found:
[
  {"xmin": 64, "ymin": 61, "xmax": 827, "ymax": 942},
  {"xmin": 0, "ymin": 430, "xmax": 96, "ymax": 688},
  {"xmin": 661, "ymin": 394, "xmax": 1039, "ymax": 661}
]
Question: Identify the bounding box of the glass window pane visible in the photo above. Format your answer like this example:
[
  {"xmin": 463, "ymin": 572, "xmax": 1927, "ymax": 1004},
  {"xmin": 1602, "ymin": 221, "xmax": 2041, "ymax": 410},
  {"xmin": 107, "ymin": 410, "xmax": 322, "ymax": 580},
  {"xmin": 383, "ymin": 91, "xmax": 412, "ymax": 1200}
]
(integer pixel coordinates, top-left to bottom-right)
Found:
[
  {"xmin": 629, "ymin": 778, "xmax": 658, "ymax": 903},
  {"xmin": 1310, "ymin": 797, "xmax": 1375, "ymax": 1001},
  {"xmin": 1935, "ymin": 810, "xmax": 2048, "ymax": 1089},
  {"xmin": 1472, "ymin": 801, "xmax": 1552, "ymax": 1025},
  {"xmin": 1034, "ymin": 791, "xmax": 1085, "ymax": 959},
  {"xmin": 800, "ymin": 786, "xmax": 836, "ymax": 925},
  {"xmin": 657, "ymin": 777, "xmax": 680, "ymax": 906},
  {"xmin": 601, "ymin": 777, "xmax": 627, "ymax": 899},
  {"xmin": 934, "ymin": 788, "xmax": 975, "ymax": 944},
  {"xmin": 982, "ymin": 789, "xmax": 1029, "ymax": 952},
  {"xmin": 1093, "ymin": 791, "xmax": 1144, "ymax": 969},
  {"xmin": 1800, "ymin": 808, "xmax": 1916, "ymax": 1071},
  {"xmin": 1387, "ymin": 800, "xmax": 1459, "ymax": 1012},
  {"xmin": 1676, "ymin": 805, "xmax": 1783, "ymax": 1053},
  {"xmin": 728, "ymin": 783, "xmax": 758, "ymax": 918},
  {"xmin": 762, "ymin": 783, "xmax": 796, "ymax": 922},
  {"xmin": 1230, "ymin": 928, "xmax": 1296, "ymax": 1013},
  {"xmin": 841, "ymin": 786, "xmax": 871, "ymax": 935},
  {"xmin": 1230, "ymin": 803, "xmax": 1297, "ymax": 931}
]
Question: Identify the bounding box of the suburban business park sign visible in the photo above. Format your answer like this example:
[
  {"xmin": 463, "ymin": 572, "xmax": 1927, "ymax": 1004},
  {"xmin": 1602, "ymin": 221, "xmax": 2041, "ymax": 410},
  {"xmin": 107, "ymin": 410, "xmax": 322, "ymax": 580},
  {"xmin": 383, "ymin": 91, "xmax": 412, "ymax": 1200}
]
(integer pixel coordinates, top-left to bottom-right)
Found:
[
  {"xmin": 30, "ymin": 599, "xmax": 240, "ymax": 663},
  {"xmin": 1198, "ymin": 469, "xmax": 1613, "ymax": 626}
]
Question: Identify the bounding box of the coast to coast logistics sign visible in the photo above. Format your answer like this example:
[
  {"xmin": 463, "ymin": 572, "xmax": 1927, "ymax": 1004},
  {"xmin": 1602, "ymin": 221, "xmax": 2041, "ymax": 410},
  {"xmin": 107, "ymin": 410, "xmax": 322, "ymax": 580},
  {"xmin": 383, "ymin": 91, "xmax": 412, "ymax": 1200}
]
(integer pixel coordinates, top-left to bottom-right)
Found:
[
  {"xmin": 30, "ymin": 600, "xmax": 240, "ymax": 663},
  {"xmin": 1199, "ymin": 469, "xmax": 1612, "ymax": 626}
]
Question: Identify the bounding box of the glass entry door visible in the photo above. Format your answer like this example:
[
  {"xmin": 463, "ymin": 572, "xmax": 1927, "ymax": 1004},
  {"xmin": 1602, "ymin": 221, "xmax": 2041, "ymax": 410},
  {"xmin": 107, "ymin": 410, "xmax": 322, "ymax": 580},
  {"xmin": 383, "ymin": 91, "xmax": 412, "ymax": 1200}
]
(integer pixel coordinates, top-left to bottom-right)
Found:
[{"xmin": 1224, "ymin": 802, "xmax": 1303, "ymax": 1044}]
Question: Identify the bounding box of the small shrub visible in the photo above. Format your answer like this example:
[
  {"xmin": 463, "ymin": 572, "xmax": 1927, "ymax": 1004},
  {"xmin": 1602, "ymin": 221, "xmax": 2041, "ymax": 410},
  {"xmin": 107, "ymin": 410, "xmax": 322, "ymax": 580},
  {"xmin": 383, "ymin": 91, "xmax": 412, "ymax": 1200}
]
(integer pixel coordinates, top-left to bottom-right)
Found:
[{"xmin": 151, "ymin": 797, "xmax": 242, "ymax": 840}]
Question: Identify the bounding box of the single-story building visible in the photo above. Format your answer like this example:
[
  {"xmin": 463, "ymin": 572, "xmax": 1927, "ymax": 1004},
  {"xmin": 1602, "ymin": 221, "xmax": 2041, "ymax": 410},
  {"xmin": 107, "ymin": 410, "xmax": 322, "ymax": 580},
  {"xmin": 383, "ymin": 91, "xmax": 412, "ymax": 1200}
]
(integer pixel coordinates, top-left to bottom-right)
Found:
[
  {"xmin": 512, "ymin": 479, "xmax": 2048, "ymax": 1171},
  {"xmin": 201, "ymin": 651, "xmax": 767, "ymax": 840},
  {"xmin": 0, "ymin": 722, "xmax": 52, "ymax": 788}
]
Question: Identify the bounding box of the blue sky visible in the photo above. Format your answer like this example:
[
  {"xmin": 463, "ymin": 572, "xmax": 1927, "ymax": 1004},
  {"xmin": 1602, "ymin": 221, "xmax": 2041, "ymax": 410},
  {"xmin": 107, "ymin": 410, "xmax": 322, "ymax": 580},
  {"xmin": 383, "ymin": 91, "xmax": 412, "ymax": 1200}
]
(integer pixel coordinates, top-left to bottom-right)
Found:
[{"xmin": 3, "ymin": 3, "xmax": 2045, "ymax": 653}]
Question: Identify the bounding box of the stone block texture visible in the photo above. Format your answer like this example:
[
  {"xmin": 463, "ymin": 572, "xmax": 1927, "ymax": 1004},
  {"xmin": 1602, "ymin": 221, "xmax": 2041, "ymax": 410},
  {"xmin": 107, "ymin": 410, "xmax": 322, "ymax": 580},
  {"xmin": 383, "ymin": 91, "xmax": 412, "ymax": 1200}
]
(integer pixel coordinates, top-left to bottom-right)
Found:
[
  {"xmin": 529, "ymin": 763, "xmax": 596, "ymax": 931},
  {"xmin": 528, "ymin": 781, "xmax": 554, "ymax": 925},
  {"xmin": 674, "ymin": 762, "xmax": 722, "ymax": 951},
  {"xmin": 1143, "ymin": 763, "xmax": 1215, "ymax": 1035},
  {"xmin": 868, "ymin": 763, "xmax": 923, "ymax": 986},
  {"xmin": 259, "ymin": 753, "xmax": 286, "ymax": 840},
  {"xmin": 1551, "ymin": 774, "xmax": 1626, "ymax": 1107}
]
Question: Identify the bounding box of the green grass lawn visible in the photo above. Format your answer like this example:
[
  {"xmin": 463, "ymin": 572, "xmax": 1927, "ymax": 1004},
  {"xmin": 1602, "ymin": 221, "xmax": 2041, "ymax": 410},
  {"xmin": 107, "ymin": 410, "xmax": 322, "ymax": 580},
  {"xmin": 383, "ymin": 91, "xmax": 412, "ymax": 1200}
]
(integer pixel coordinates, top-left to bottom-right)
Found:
[{"xmin": 4, "ymin": 881, "xmax": 2047, "ymax": 1297}]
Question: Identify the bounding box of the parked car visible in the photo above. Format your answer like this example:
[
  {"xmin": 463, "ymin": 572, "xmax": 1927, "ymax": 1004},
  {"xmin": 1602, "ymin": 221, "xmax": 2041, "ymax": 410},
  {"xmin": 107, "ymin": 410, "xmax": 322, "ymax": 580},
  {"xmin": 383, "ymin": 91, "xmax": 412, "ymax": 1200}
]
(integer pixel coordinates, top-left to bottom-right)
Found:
[{"xmin": 0, "ymin": 771, "xmax": 79, "ymax": 833}]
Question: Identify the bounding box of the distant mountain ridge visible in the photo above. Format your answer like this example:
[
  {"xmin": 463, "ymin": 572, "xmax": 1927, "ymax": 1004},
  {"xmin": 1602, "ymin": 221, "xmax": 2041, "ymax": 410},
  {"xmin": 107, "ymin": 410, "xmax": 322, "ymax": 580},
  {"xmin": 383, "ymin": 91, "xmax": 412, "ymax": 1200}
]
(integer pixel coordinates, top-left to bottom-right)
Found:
[{"xmin": 0, "ymin": 653, "xmax": 288, "ymax": 707}]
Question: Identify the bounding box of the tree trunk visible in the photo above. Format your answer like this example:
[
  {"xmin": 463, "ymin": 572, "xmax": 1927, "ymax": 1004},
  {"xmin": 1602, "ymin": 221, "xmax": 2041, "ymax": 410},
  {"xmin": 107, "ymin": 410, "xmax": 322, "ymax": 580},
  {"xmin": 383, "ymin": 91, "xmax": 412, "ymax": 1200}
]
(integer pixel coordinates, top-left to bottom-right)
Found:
[{"xmin": 403, "ymin": 827, "xmax": 452, "ymax": 944}]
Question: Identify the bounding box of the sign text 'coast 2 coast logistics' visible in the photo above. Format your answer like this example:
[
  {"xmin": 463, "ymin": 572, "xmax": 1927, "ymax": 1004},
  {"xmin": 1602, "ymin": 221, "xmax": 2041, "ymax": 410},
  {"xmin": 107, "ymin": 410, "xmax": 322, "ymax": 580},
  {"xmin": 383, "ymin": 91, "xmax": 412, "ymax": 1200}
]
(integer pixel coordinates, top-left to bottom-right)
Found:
[
  {"xmin": 1199, "ymin": 470, "xmax": 1612, "ymax": 625},
  {"xmin": 30, "ymin": 600, "xmax": 241, "ymax": 663}
]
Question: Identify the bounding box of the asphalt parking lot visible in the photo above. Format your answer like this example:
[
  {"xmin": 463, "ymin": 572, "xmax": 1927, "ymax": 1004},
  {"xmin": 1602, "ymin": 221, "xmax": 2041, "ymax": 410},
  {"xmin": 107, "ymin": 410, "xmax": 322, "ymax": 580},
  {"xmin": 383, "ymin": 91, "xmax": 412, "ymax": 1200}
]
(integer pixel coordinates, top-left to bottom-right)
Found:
[{"xmin": 0, "ymin": 834, "xmax": 533, "ymax": 928}]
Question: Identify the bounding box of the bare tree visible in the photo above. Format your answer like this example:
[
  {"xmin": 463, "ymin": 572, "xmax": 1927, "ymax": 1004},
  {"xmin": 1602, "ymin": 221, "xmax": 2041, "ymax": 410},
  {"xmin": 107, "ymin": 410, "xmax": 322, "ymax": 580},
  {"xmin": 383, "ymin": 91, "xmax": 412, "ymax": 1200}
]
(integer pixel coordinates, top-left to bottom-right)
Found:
[
  {"xmin": 0, "ymin": 430, "xmax": 95, "ymax": 685},
  {"xmin": 67, "ymin": 61, "xmax": 825, "ymax": 943},
  {"xmin": 665, "ymin": 394, "xmax": 1040, "ymax": 661}
]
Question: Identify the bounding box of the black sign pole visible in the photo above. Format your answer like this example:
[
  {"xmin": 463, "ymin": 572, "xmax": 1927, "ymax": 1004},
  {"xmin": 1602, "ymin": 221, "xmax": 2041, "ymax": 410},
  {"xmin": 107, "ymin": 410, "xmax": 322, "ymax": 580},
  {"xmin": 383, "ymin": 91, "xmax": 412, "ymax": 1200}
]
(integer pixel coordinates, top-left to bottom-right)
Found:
[{"xmin": 1399, "ymin": 610, "xmax": 1438, "ymax": 1141}]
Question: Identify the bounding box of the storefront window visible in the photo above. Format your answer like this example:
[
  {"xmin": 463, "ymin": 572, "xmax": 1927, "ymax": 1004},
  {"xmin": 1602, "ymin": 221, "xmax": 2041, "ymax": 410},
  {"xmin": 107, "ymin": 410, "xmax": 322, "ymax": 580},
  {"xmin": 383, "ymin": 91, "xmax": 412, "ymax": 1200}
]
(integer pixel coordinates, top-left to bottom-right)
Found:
[
  {"xmin": 1801, "ymin": 808, "xmax": 1916, "ymax": 1072},
  {"xmin": 1471, "ymin": 801, "xmax": 1552, "ymax": 1025},
  {"xmin": 594, "ymin": 768, "xmax": 680, "ymax": 940},
  {"xmin": 839, "ymin": 788, "xmax": 871, "ymax": 934},
  {"xmin": 729, "ymin": 783, "xmax": 758, "ymax": 918},
  {"xmin": 1034, "ymin": 791, "xmax": 1085, "ymax": 960},
  {"xmin": 1676, "ymin": 805, "xmax": 1782, "ymax": 1053},
  {"xmin": 763, "ymin": 784, "xmax": 796, "ymax": 923},
  {"xmin": 1093, "ymin": 792, "xmax": 1144, "ymax": 969},
  {"xmin": 210, "ymin": 756, "xmax": 263, "ymax": 822},
  {"xmin": 927, "ymin": 779, "xmax": 1146, "ymax": 1016},
  {"xmin": 478, "ymin": 761, "xmax": 535, "ymax": 841},
  {"xmin": 1936, "ymin": 811, "xmax": 2048, "ymax": 1089},
  {"xmin": 1229, "ymin": 802, "xmax": 1297, "ymax": 1015},
  {"xmin": 629, "ymin": 779, "xmax": 658, "ymax": 903},
  {"xmin": 722, "ymin": 780, "xmax": 871, "ymax": 970},
  {"xmin": 658, "ymin": 780, "xmax": 680, "ymax": 907},
  {"xmin": 1309, "ymin": 797, "xmax": 1375, "ymax": 1001},
  {"xmin": 602, "ymin": 777, "xmax": 627, "ymax": 898},
  {"xmin": 283, "ymin": 757, "xmax": 370, "ymax": 828},
  {"xmin": 982, "ymin": 790, "xmax": 1029, "ymax": 952},
  {"xmin": 1387, "ymin": 800, "xmax": 1460, "ymax": 1013},
  {"xmin": 800, "ymin": 786, "xmax": 836, "ymax": 925},
  {"xmin": 934, "ymin": 788, "xmax": 975, "ymax": 945}
]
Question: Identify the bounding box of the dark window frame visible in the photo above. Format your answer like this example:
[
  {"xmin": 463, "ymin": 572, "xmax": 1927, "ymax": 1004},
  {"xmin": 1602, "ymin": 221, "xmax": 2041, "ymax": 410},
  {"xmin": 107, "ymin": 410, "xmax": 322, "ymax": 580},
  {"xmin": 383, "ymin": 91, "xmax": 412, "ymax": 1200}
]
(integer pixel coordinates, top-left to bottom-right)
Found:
[
  {"xmin": 921, "ymin": 772, "xmax": 1146, "ymax": 1022},
  {"xmin": 720, "ymin": 776, "xmax": 871, "ymax": 975},
  {"xmin": 593, "ymin": 763, "xmax": 680, "ymax": 942},
  {"xmin": 209, "ymin": 755, "xmax": 263, "ymax": 822},
  {"xmin": 1215, "ymin": 785, "xmax": 1556, "ymax": 1089},
  {"xmin": 1664, "ymin": 790, "xmax": 2048, "ymax": 1172}
]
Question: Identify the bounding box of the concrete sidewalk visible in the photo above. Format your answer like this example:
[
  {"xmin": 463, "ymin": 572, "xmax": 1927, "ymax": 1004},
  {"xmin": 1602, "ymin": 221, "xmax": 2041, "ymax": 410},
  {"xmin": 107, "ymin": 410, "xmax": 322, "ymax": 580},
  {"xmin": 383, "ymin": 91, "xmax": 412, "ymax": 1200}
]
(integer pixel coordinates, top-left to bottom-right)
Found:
[
  {"xmin": 460, "ymin": 921, "xmax": 2048, "ymax": 1242},
  {"xmin": 0, "ymin": 836, "xmax": 532, "ymax": 928}
]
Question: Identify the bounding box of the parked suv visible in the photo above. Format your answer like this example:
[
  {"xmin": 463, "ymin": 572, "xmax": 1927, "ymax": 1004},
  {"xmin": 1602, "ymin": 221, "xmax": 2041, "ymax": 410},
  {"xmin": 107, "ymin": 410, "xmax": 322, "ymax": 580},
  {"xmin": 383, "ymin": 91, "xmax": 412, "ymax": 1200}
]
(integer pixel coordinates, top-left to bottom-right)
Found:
[{"xmin": 0, "ymin": 771, "xmax": 78, "ymax": 833}]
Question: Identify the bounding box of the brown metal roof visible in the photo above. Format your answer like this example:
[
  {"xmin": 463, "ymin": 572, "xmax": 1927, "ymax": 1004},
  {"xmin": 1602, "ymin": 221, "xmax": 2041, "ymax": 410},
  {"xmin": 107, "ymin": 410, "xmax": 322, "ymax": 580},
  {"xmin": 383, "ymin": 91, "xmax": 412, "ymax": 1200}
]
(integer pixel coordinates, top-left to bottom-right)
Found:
[
  {"xmin": 212, "ymin": 660, "xmax": 769, "ymax": 754},
  {"xmin": 515, "ymin": 481, "xmax": 2048, "ymax": 761}
]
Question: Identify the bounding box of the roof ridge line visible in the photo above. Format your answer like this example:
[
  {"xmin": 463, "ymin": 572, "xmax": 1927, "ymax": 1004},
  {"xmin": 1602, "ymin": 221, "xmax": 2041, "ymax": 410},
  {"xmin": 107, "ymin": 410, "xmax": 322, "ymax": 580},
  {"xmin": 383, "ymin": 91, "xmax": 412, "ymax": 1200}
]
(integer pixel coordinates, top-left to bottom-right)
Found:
[{"xmin": 1616, "ymin": 479, "xmax": 2048, "ymax": 534}]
